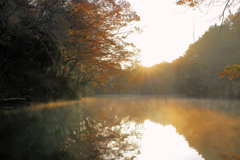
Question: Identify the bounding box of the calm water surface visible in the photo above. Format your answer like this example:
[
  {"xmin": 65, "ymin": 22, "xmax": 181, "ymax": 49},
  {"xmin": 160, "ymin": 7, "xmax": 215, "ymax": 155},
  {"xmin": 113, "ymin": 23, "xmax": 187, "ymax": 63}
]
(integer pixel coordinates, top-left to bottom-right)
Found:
[
  {"xmin": 1, "ymin": 95, "xmax": 240, "ymax": 160},
  {"xmin": 137, "ymin": 120, "xmax": 203, "ymax": 160}
]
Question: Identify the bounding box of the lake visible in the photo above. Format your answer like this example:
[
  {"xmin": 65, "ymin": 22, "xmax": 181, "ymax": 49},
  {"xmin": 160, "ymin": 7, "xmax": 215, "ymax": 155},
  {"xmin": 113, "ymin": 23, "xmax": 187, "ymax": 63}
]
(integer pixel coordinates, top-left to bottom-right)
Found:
[{"xmin": 1, "ymin": 95, "xmax": 240, "ymax": 160}]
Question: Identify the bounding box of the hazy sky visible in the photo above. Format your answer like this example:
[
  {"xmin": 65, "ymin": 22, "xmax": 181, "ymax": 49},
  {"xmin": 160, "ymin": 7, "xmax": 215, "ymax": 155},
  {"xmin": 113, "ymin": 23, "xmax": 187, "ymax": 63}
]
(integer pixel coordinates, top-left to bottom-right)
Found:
[{"xmin": 127, "ymin": 0, "xmax": 228, "ymax": 66}]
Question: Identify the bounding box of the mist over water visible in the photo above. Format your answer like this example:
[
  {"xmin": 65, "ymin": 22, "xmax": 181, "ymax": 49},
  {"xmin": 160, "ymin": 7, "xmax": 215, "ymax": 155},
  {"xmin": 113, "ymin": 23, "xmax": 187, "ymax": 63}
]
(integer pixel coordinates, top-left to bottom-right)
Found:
[{"xmin": 1, "ymin": 95, "xmax": 240, "ymax": 160}]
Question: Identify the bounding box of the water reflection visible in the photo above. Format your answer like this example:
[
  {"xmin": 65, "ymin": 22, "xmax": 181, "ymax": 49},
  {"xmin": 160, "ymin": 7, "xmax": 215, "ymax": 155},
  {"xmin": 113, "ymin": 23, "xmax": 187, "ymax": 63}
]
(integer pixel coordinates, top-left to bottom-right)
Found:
[
  {"xmin": 0, "ymin": 101, "xmax": 142, "ymax": 160},
  {"xmin": 138, "ymin": 120, "xmax": 203, "ymax": 160},
  {"xmin": 1, "ymin": 96, "xmax": 240, "ymax": 160}
]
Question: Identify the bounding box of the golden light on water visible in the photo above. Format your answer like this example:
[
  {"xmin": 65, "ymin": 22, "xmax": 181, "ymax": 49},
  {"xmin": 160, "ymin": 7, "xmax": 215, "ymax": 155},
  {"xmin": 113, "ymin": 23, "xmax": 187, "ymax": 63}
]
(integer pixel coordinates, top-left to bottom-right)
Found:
[
  {"xmin": 3, "ymin": 96, "xmax": 240, "ymax": 160},
  {"xmin": 136, "ymin": 120, "xmax": 204, "ymax": 160}
]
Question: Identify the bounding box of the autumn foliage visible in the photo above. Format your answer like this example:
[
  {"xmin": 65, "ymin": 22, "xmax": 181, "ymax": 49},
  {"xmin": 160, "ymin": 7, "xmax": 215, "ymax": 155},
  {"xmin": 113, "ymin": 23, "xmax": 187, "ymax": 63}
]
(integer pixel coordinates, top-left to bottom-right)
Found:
[
  {"xmin": 219, "ymin": 64, "xmax": 240, "ymax": 80},
  {"xmin": 0, "ymin": 0, "xmax": 141, "ymax": 100}
]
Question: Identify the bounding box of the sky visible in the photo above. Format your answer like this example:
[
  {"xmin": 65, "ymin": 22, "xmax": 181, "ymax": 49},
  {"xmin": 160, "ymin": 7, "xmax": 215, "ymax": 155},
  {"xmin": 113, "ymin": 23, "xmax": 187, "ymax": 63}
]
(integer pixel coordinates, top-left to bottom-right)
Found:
[{"xmin": 127, "ymin": 0, "xmax": 229, "ymax": 66}]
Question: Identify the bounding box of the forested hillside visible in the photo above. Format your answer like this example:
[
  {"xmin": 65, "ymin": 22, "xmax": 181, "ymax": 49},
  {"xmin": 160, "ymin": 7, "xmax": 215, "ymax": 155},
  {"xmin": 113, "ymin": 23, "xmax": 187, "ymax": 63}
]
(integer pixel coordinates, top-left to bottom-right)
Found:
[
  {"xmin": 174, "ymin": 15, "xmax": 240, "ymax": 97},
  {"xmin": 127, "ymin": 14, "xmax": 240, "ymax": 98}
]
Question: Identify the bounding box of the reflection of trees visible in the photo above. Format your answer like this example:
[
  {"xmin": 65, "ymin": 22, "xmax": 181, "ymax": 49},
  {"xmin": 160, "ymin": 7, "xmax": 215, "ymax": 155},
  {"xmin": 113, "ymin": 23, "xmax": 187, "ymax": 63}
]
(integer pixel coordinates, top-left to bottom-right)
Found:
[
  {"xmin": 63, "ymin": 105, "xmax": 142, "ymax": 159},
  {"xmin": 87, "ymin": 96, "xmax": 240, "ymax": 160},
  {"xmin": 0, "ymin": 102, "xmax": 142, "ymax": 160},
  {"xmin": 2, "ymin": 96, "xmax": 240, "ymax": 160}
]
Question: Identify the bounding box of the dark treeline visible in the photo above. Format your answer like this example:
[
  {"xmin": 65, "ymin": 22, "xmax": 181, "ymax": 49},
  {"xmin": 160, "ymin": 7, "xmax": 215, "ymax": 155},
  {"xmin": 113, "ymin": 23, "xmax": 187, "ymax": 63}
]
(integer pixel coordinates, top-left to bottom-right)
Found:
[
  {"xmin": 0, "ymin": 0, "xmax": 141, "ymax": 101},
  {"xmin": 129, "ymin": 15, "xmax": 240, "ymax": 98},
  {"xmin": 2, "ymin": 0, "xmax": 240, "ymax": 101}
]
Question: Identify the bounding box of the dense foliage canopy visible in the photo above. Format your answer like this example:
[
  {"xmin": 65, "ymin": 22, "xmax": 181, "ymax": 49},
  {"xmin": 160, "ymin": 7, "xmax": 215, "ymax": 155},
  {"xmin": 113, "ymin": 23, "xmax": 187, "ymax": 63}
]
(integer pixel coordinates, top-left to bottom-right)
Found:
[{"xmin": 0, "ymin": 0, "xmax": 141, "ymax": 100}]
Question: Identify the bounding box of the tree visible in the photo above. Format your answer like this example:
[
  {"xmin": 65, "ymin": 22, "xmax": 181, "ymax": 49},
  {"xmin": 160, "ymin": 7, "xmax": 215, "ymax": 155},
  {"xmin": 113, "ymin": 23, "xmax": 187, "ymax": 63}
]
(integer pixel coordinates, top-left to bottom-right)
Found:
[
  {"xmin": 219, "ymin": 13, "xmax": 240, "ymax": 80},
  {"xmin": 0, "ymin": 0, "xmax": 77, "ymax": 100},
  {"xmin": 176, "ymin": 0, "xmax": 239, "ymax": 24},
  {"xmin": 60, "ymin": 0, "xmax": 141, "ymax": 94},
  {"xmin": 219, "ymin": 64, "xmax": 240, "ymax": 80},
  {"xmin": 0, "ymin": 0, "xmax": 141, "ymax": 100},
  {"xmin": 173, "ymin": 22, "xmax": 240, "ymax": 97},
  {"xmin": 176, "ymin": 1, "xmax": 240, "ymax": 83}
]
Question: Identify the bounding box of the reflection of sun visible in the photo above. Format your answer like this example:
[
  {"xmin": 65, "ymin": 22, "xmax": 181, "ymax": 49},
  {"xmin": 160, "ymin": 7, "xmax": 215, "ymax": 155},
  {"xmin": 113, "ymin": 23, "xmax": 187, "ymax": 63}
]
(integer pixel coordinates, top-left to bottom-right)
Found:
[{"xmin": 137, "ymin": 120, "xmax": 204, "ymax": 160}]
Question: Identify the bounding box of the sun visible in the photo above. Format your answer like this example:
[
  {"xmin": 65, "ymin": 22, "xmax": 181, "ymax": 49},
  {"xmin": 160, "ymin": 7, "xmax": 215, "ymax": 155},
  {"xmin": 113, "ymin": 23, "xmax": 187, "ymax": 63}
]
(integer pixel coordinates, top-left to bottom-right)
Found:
[
  {"xmin": 127, "ymin": 0, "xmax": 221, "ymax": 68},
  {"xmin": 141, "ymin": 55, "xmax": 156, "ymax": 67},
  {"xmin": 141, "ymin": 49, "xmax": 177, "ymax": 67}
]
